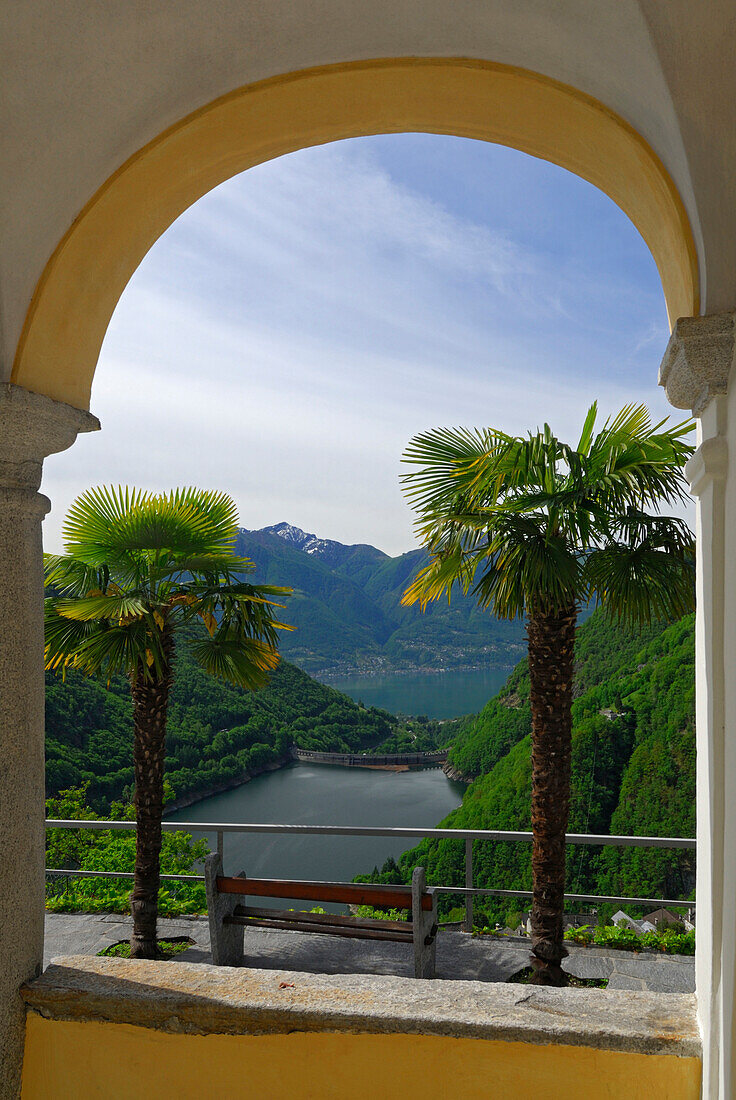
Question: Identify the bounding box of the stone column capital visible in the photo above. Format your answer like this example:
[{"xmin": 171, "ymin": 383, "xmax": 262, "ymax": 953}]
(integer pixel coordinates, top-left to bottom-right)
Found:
[
  {"xmin": 659, "ymin": 311, "xmax": 736, "ymax": 417},
  {"xmin": 0, "ymin": 384, "xmax": 99, "ymax": 493},
  {"xmin": 685, "ymin": 436, "xmax": 728, "ymax": 497}
]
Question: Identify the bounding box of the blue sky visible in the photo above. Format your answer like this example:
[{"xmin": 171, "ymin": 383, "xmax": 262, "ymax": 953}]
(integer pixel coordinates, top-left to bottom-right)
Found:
[{"xmin": 42, "ymin": 134, "xmax": 677, "ymax": 556}]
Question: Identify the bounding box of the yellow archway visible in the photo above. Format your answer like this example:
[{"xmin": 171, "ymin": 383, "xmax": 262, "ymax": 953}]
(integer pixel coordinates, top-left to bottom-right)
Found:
[{"xmin": 12, "ymin": 58, "xmax": 699, "ymax": 410}]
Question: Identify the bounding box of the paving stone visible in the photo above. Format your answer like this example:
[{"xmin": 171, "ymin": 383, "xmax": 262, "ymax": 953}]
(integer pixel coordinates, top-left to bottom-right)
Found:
[
  {"xmin": 179, "ymin": 927, "xmax": 530, "ymax": 983},
  {"xmin": 608, "ymin": 975, "xmax": 648, "ymax": 991},
  {"xmin": 44, "ymin": 914, "xmax": 127, "ymax": 967},
  {"xmin": 43, "ymin": 913, "xmax": 210, "ymax": 968},
  {"xmin": 563, "ymin": 954, "xmax": 614, "ymax": 981},
  {"xmin": 611, "ymin": 956, "xmax": 695, "ymax": 993}
]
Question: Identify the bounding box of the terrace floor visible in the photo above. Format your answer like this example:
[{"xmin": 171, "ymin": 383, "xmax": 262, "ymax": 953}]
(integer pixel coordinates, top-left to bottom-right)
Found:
[{"xmin": 44, "ymin": 913, "xmax": 694, "ymax": 993}]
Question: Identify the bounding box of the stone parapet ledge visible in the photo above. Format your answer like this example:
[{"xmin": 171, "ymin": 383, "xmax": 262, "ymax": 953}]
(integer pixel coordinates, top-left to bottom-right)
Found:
[{"xmin": 23, "ymin": 956, "xmax": 700, "ymax": 1059}]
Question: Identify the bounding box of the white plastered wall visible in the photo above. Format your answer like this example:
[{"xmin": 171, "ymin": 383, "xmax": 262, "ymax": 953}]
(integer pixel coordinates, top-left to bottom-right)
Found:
[{"xmin": 0, "ymin": 0, "xmax": 713, "ymax": 379}]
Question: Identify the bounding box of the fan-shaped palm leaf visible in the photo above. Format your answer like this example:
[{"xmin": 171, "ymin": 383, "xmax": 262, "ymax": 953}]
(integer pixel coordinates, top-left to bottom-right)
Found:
[
  {"xmin": 189, "ymin": 634, "xmax": 280, "ymax": 690},
  {"xmin": 54, "ymin": 593, "xmax": 148, "ymax": 622},
  {"xmin": 44, "ymin": 554, "xmax": 109, "ymax": 597},
  {"xmin": 62, "ymin": 485, "xmax": 242, "ymax": 566}
]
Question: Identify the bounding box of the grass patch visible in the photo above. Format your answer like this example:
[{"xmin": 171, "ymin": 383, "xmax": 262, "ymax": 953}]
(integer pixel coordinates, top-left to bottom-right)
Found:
[
  {"xmin": 508, "ymin": 966, "xmax": 608, "ymax": 989},
  {"xmin": 98, "ymin": 937, "xmax": 193, "ymax": 960}
]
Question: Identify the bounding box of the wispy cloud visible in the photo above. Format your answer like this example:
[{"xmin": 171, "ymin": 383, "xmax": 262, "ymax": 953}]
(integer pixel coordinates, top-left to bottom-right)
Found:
[
  {"xmin": 42, "ymin": 137, "xmax": 676, "ymax": 555},
  {"xmin": 631, "ymin": 319, "xmax": 670, "ymax": 356}
]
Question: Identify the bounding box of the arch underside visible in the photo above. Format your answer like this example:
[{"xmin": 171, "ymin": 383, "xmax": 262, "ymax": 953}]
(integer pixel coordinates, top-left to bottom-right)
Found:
[{"xmin": 12, "ymin": 58, "xmax": 699, "ymax": 411}]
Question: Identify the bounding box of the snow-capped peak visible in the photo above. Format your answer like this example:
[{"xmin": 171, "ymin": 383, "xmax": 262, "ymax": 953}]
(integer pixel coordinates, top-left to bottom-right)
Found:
[{"xmin": 262, "ymin": 522, "xmax": 335, "ymax": 557}]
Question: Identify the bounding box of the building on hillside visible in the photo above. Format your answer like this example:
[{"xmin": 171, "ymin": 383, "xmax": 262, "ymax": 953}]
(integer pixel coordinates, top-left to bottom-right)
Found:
[
  {"xmin": 523, "ymin": 910, "xmax": 598, "ymax": 935},
  {"xmin": 612, "ymin": 910, "xmax": 657, "ymax": 935},
  {"xmin": 644, "ymin": 908, "xmax": 695, "ymax": 932}
]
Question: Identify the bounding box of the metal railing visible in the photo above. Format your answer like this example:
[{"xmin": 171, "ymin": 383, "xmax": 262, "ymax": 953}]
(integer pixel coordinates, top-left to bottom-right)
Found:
[{"xmin": 45, "ymin": 819, "xmax": 696, "ymax": 932}]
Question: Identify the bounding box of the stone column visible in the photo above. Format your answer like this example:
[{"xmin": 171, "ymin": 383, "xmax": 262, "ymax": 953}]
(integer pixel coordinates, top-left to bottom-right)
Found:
[
  {"xmin": 659, "ymin": 311, "xmax": 736, "ymax": 1099},
  {"xmin": 0, "ymin": 385, "xmax": 98, "ymax": 1098}
]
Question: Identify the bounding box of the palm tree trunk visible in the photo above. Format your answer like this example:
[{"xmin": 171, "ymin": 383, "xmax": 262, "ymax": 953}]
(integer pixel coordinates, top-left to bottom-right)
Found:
[
  {"xmin": 129, "ymin": 631, "xmax": 174, "ymax": 959},
  {"xmin": 527, "ymin": 604, "xmax": 577, "ymax": 985}
]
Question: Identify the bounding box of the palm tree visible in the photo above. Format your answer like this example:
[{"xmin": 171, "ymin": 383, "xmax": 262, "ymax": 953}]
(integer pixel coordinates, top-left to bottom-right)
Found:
[
  {"xmin": 44, "ymin": 486, "xmax": 291, "ymax": 958},
  {"xmin": 401, "ymin": 404, "xmax": 695, "ymax": 985}
]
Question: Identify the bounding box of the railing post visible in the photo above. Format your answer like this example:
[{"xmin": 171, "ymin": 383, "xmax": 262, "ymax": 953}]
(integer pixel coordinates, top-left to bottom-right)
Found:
[
  {"xmin": 217, "ymin": 830, "xmax": 224, "ymax": 871},
  {"xmin": 464, "ymin": 837, "xmax": 473, "ymax": 932}
]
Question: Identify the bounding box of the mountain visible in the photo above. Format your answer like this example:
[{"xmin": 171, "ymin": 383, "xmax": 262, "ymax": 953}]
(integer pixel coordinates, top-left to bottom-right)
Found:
[
  {"xmin": 358, "ymin": 608, "xmax": 696, "ymax": 921},
  {"xmin": 236, "ymin": 524, "xmax": 526, "ymax": 674},
  {"xmin": 260, "ymin": 523, "xmax": 388, "ymax": 574}
]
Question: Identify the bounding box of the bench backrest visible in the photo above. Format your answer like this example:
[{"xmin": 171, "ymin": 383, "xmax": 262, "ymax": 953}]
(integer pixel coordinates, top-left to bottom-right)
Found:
[{"xmin": 214, "ymin": 874, "xmax": 434, "ymax": 912}]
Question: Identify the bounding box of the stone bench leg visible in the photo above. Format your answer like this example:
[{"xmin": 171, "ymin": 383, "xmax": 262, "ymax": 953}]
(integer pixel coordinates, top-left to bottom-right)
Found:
[
  {"xmin": 412, "ymin": 867, "xmax": 437, "ymax": 979},
  {"xmin": 204, "ymin": 852, "xmax": 245, "ymax": 967}
]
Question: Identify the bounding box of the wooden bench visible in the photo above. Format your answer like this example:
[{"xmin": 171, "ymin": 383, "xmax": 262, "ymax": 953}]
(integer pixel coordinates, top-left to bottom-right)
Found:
[{"xmin": 204, "ymin": 852, "xmax": 438, "ymax": 979}]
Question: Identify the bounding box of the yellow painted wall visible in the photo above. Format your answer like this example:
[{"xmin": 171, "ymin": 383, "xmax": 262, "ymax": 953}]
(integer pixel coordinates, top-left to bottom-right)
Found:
[
  {"xmin": 22, "ymin": 1014, "xmax": 701, "ymax": 1099},
  {"xmin": 12, "ymin": 58, "xmax": 698, "ymax": 411}
]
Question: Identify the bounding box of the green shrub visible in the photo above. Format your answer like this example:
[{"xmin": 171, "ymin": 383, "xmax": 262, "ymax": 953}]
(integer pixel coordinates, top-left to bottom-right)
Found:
[
  {"xmin": 564, "ymin": 923, "xmax": 695, "ymax": 955},
  {"xmin": 354, "ymin": 905, "xmax": 408, "ymax": 921},
  {"xmin": 45, "ymin": 785, "xmax": 208, "ymax": 917},
  {"xmin": 639, "ymin": 928, "xmax": 695, "ymax": 955}
]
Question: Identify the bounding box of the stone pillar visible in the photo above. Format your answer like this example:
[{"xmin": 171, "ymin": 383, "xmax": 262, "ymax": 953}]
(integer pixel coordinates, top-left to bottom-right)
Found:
[
  {"xmin": 0, "ymin": 385, "xmax": 98, "ymax": 1098},
  {"xmin": 659, "ymin": 311, "xmax": 736, "ymax": 1099}
]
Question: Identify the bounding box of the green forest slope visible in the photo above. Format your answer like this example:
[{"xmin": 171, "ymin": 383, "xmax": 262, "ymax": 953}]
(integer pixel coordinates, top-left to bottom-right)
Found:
[
  {"xmin": 45, "ymin": 642, "xmax": 397, "ymax": 812},
  {"xmin": 359, "ymin": 609, "xmax": 696, "ymax": 918}
]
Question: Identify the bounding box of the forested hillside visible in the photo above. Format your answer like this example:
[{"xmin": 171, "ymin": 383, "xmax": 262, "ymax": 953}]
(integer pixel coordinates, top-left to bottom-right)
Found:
[
  {"xmin": 237, "ymin": 524, "xmax": 525, "ymax": 673},
  {"xmin": 359, "ymin": 609, "xmax": 696, "ymax": 918},
  {"xmin": 45, "ymin": 640, "xmax": 397, "ymax": 811}
]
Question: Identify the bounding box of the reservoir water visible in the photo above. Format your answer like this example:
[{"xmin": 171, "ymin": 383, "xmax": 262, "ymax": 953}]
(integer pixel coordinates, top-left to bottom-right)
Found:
[
  {"xmin": 322, "ymin": 666, "xmax": 512, "ymax": 719},
  {"xmin": 168, "ymin": 763, "xmax": 464, "ymax": 907}
]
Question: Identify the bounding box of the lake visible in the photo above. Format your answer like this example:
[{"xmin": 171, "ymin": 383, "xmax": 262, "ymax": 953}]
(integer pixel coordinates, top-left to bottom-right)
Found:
[
  {"xmin": 168, "ymin": 763, "xmax": 464, "ymax": 908},
  {"xmin": 321, "ymin": 666, "xmax": 512, "ymax": 719}
]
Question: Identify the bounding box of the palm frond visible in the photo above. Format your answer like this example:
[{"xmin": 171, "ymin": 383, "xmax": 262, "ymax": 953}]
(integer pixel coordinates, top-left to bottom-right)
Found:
[
  {"xmin": 583, "ymin": 407, "xmax": 695, "ymax": 510},
  {"xmin": 576, "ymin": 402, "xmax": 598, "ymax": 457},
  {"xmin": 401, "ymin": 403, "xmax": 694, "ymax": 625},
  {"xmin": 47, "ymin": 485, "xmax": 290, "ymax": 686},
  {"xmin": 222, "ymin": 596, "xmax": 293, "ymax": 649},
  {"xmin": 159, "ymin": 554, "xmax": 258, "ymax": 578},
  {"xmin": 70, "ymin": 619, "xmax": 158, "ymax": 680},
  {"xmin": 471, "ymin": 516, "xmax": 581, "ymax": 618},
  {"xmin": 45, "ymin": 602, "xmax": 155, "ymax": 679},
  {"xmin": 401, "ymin": 544, "xmax": 473, "ymax": 609},
  {"xmin": 44, "ymin": 602, "xmax": 100, "ymax": 672},
  {"xmin": 401, "ymin": 426, "xmax": 509, "ymax": 513},
  {"xmin": 54, "ymin": 593, "xmax": 148, "ymax": 622},
  {"xmin": 44, "ymin": 554, "xmax": 108, "ymax": 597},
  {"xmin": 181, "ymin": 579, "xmax": 292, "ymax": 604},
  {"xmin": 62, "ymin": 485, "xmax": 241, "ymax": 566},
  {"xmin": 189, "ymin": 634, "xmax": 280, "ymax": 690},
  {"xmin": 583, "ymin": 544, "xmax": 695, "ymax": 625}
]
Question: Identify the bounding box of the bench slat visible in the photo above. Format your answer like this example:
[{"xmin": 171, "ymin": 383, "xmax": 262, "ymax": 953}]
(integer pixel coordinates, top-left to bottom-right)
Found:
[
  {"xmin": 233, "ymin": 905, "xmax": 411, "ymax": 934},
  {"xmin": 215, "ymin": 875, "xmax": 433, "ymax": 911},
  {"xmin": 224, "ymin": 915, "xmax": 413, "ymax": 942}
]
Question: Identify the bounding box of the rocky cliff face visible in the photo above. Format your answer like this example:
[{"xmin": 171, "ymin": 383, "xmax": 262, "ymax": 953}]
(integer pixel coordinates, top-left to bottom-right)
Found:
[{"xmin": 443, "ymin": 761, "xmax": 472, "ymax": 784}]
